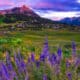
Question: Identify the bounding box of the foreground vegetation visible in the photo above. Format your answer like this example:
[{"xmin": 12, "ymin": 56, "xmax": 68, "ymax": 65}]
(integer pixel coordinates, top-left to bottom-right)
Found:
[{"xmin": 0, "ymin": 37, "xmax": 80, "ymax": 80}]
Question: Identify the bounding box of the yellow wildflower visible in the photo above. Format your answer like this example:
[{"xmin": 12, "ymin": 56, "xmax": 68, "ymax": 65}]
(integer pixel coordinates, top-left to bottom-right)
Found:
[{"xmin": 35, "ymin": 55, "xmax": 39, "ymax": 60}]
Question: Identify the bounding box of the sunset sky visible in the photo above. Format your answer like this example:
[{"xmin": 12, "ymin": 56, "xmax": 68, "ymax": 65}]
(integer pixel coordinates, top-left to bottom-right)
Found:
[{"xmin": 0, "ymin": 0, "xmax": 80, "ymax": 20}]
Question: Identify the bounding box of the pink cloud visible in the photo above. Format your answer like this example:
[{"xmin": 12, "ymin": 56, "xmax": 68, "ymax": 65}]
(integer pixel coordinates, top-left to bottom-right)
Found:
[
  {"xmin": 37, "ymin": 2, "xmax": 53, "ymax": 8},
  {"xmin": 0, "ymin": 0, "xmax": 14, "ymax": 6},
  {"xmin": 51, "ymin": 17, "xmax": 63, "ymax": 21},
  {"xmin": 33, "ymin": 2, "xmax": 66, "ymax": 11}
]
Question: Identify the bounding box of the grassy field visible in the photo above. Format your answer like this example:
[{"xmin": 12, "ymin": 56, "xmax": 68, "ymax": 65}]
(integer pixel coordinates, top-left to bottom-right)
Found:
[
  {"xmin": 0, "ymin": 29, "xmax": 80, "ymax": 80},
  {"xmin": 0, "ymin": 29, "xmax": 80, "ymax": 56}
]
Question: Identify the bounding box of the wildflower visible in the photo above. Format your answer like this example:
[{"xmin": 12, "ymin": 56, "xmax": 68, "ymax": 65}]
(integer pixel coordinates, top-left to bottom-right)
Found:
[
  {"xmin": 20, "ymin": 58, "xmax": 27, "ymax": 73},
  {"xmin": 31, "ymin": 52, "xmax": 35, "ymax": 62},
  {"xmin": 67, "ymin": 56, "xmax": 75, "ymax": 64},
  {"xmin": 66, "ymin": 60, "xmax": 71, "ymax": 68},
  {"xmin": 35, "ymin": 60, "xmax": 40, "ymax": 68},
  {"xmin": 55, "ymin": 65, "xmax": 60, "ymax": 75},
  {"xmin": 25, "ymin": 71, "xmax": 29, "ymax": 80},
  {"xmin": 6, "ymin": 51, "xmax": 13, "ymax": 71},
  {"xmin": 1, "ymin": 62, "xmax": 10, "ymax": 80},
  {"xmin": 49, "ymin": 53, "xmax": 57, "ymax": 66},
  {"xmin": 67, "ymin": 72, "xmax": 72, "ymax": 80},
  {"xmin": 12, "ymin": 71, "xmax": 18, "ymax": 80},
  {"xmin": 16, "ymin": 51, "xmax": 26, "ymax": 74},
  {"xmin": 27, "ymin": 57, "xmax": 31, "ymax": 63},
  {"xmin": 43, "ymin": 74, "xmax": 47, "ymax": 80},
  {"xmin": 57, "ymin": 47, "xmax": 62, "ymax": 59},
  {"xmin": 0, "ymin": 63, "xmax": 3, "ymax": 80},
  {"xmin": 41, "ymin": 36, "xmax": 50, "ymax": 59},
  {"xmin": 74, "ymin": 57, "xmax": 80, "ymax": 67},
  {"xmin": 40, "ymin": 53, "xmax": 45, "ymax": 62},
  {"xmin": 14, "ymin": 52, "xmax": 22, "ymax": 74},
  {"xmin": 35, "ymin": 55, "xmax": 39, "ymax": 60}
]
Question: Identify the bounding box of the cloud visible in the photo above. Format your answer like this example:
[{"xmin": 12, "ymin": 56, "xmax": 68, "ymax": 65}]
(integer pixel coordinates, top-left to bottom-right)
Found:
[
  {"xmin": 33, "ymin": 2, "xmax": 53, "ymax": 8},
  {"xmin": 0, "ymin": 0, "xmax": 80, "ymax": 20},
  {"xmin": 33, "ymin": 0, "xmax": 80, "ymax": 11},
  {"xmin": 0, "ymin": 0, "xmax": 14, "ymax": 6},
  {"xmin": 0, "ymin": 0, "xmax": 80, "ymax": 11},
  {"xmin": 35, "ymin": 10, "xmax": 80, "ymax": 20},
  {"xmin": 0, "ymin": 0, "xmax": 15, "ymax": 9},
  {"xmin": 77, "ymin": 0, "xmax": 80, "ymax": 3}
]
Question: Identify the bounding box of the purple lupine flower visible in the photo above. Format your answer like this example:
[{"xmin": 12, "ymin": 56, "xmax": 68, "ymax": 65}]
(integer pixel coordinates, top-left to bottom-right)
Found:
[
  {"xmin": 27, "ymin": 57, "xmax": 31, "ymax": 63},
  {"xmin": 74, "ymin": 57, "xmax": 80, "ymax": 67},
  {"xmin": 0, "ymin": 70, "xmax": 2, "ymax": 78},
  {"xmin": 20, "ymin": 58, "xmax": 27, "ymax": 74},
  {"xmin": 6, "ymin": 51, "xmax": 13, "ymax": 71},
  {"xmin": 49, "ymin": 53, "xmax": 57, "ymax": 66},
  {"xmin": 35, "ymin": 60, "xmax": 40, "ymax": 68},
  {"xmin": 40, "ymin": 53, "xmax": 46, "ymax": 62},
  {"xmin": 72, "ymin": 41, "xmax": 76, "ymax": 57},
  {"xmin": 41, "ymin": 36, "xmax": 50, "ymax": 59},
  {"xmin": 14, "ymin": 52, "xmax": 22, "ymax": 74},
  {"xmin": 66, "ymin": 60, "xmax": 71, "ymax": 68},
  {"xmin": 17, "ymin": 49, "xmax": 27, "ymax": 72},
  {"xmin": 31, "ymin": 53, "xmax": 35, "ymax": 62},
  {"xmin": 11, "ymin": 71, "xmax": 18, "ymax": 80},
  {"xmin": 55, "ymin": 65, "xmax": 60, "ymax": 75},
  {"xmin": 43, "ymin": 74, "xmax": 47, "ymax": 80},
  {"xmin": 25, "ymin": 72, "xmax": 29, "ymax": 80},
  {"xmin": 67, "ymin": 72, "xmax": 72, "ymax": 80},
  {"xmin": 0, "ymin": 63, "xmax": 3, "ymax": 80},
  {"xmin": 1, "ymin": 62, "xmax": 10, "ymax": 80},
  {"xmin": 15, "ymin": 51, "xmax": 26, "ymax": 74},
  {"xmin": 57, "ymin": 47, "xmax": 62, "ymax": 60}
]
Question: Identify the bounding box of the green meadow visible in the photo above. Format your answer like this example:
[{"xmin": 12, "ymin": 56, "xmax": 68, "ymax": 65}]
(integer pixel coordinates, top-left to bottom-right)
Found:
[{"xmin": 0, "ymin": 29, "xmax": 80, "ymax": 57}]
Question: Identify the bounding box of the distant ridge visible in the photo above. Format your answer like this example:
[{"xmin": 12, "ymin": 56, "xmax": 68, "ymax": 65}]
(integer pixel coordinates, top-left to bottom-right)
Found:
[{"xmin": 60, "ymin": 17, "xmax": 80, "ymax": 26}]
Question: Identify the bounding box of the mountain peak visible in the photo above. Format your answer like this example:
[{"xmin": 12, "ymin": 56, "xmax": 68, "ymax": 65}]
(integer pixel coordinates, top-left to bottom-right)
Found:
[
  {"xmin": 22, "ymin": 5, "xmax": 29, "ymax": 9},
  {"xmin": 0, "ymin": 5, "xmax": 40, "ymax": 17},
  {"xmin": 20, "ymin": 5, "xmax": 31, "ymax": 11}
]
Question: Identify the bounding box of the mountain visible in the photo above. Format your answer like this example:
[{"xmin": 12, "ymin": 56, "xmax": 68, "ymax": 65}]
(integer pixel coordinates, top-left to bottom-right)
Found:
[
  {"xmin": 0, "ymin": 5, "xmax": 80, "ymax": 28},
  {"xmin": 0, "ymin": 5, "xmax": 55, "ymax": 24},
  {"xmin": 0, "ymin": 5, "xmax": 39, "ymax": 17},
  {"xmin": 60, "ymin": 17, "xmax": 80, "ymax": 26}
]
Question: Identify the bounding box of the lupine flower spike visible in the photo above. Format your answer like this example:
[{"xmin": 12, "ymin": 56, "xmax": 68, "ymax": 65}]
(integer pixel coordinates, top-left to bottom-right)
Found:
[{"xmin": 43, "ymin": 74, "xmax": 47, "ymax": 80}]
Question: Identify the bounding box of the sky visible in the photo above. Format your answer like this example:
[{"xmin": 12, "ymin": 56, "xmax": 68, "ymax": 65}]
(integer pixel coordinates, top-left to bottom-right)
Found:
[{"xmin": 0, "ymin": 0, "xmax": 80, "ymax": 20}]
